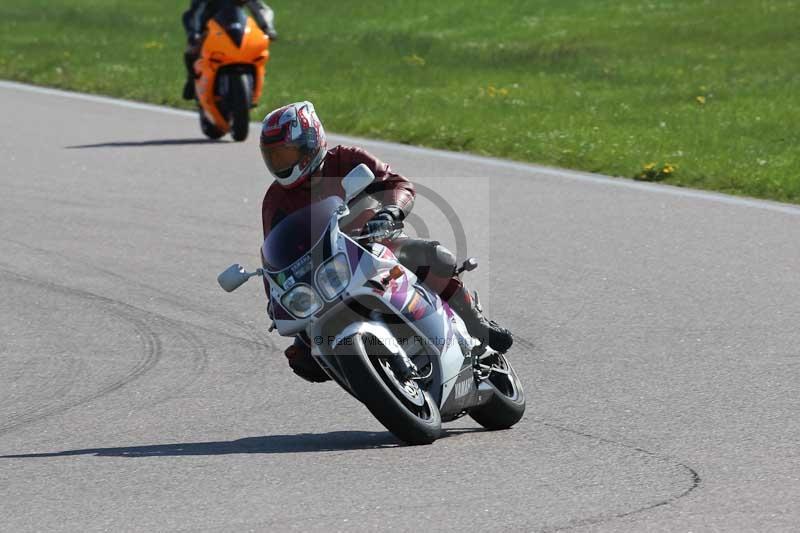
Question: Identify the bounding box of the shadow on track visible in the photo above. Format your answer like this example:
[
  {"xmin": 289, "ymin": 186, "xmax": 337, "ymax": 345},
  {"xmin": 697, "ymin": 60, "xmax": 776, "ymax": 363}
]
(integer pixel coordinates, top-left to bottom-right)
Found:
[
  {"xmin": 1, "ymin": 428, "xmax": 482, "ymax": 458},
  {"xmin": 66, "ymin": 138, "xmax": 227, "ymax": 149}
]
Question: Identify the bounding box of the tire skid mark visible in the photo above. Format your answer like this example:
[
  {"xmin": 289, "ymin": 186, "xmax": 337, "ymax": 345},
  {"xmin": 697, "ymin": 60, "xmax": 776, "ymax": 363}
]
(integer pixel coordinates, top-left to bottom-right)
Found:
[
  {"xmin": 514, "ymin": 335, "xmax": 540, "ymax": 354},
  {"xmin": 0, "ymin": 252, "xmax": 275, "ymax": 428},
  {"xmin": 1, "ymin": 237, "xmax": 278, "ymax": 354},
  {"xmin": 537, "ymin": 419, "xmax": 700, "ymax": 532},
  {"xmin": 135, "ymin": 315, "xmax": 210, "ymax": 406},
  {"xmin": 0, "ymin": 358, "xmax": 85, "ymax": 426},
  {"xmin": 0, "ymin": 237, "xmax": 281, "ymax": 404},
  {"xmin": 0, "ymin": 269, "xmax": 162, "ymax": 436},
  {"xmin": 513, "ymin": 335, "xmax": 701, "ymax": 531}
]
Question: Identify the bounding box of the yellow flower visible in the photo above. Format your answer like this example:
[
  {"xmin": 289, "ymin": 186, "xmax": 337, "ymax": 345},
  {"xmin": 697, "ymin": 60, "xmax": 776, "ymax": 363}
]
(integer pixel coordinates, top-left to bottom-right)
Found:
[
  {"xmin": 403, "ymin": 54, "xmax": 426, "ymax": 66},
  {"xmin": 643, "ymin": 162, "xmax": 656, "ymax": 171},
  {"xmin": 695, "ymin": 95, "xmax": 706, "ymax": 105},
  {"xmin": 487, "ymin": 85, "xmax": 497, "ymax": 97},
  {"xmin": 143, "ymin": 41, "xmax": 164, "ymax": 50}
]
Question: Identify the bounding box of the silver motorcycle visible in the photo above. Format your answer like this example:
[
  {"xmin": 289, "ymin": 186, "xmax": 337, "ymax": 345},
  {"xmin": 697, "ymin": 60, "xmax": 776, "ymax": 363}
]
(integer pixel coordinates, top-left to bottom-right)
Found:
[{"xmin": 218, "ymin": 165, "xmax": 525, "ymax": 444}]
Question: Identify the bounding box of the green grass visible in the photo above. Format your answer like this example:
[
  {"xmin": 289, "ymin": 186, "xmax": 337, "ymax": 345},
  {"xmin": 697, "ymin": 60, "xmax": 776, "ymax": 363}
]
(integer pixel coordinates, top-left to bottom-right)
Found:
[{"xmin": 2, "ymin": 0, "xmax": 799, "ymax": 202}]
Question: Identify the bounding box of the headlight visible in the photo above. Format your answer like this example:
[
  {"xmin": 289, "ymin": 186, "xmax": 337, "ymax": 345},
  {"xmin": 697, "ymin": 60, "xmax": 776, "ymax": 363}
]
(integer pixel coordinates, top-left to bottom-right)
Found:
[
  {"xmin": 315, "ymin": 253, "xmax": 351, "ymax": 300},
  {"xmin": 280, "ymin": 284, "xmax": 322, "ymax": 318}
]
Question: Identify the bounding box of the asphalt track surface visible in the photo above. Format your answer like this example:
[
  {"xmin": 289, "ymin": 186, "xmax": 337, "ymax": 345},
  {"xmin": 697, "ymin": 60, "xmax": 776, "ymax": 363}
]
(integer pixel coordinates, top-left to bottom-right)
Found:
[{"xmin": 1, "ymin": 81, "xmax": 799, "ymax": 532}]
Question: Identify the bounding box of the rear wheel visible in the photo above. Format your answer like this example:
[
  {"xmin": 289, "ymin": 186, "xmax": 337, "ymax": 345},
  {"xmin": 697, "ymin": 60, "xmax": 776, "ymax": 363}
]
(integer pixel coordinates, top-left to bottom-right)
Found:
[
  {"xmin": 469, "ymin": 352, "xmax": 526, "ymax": 430},
  {"xmin": 228, "ymin": 73, "xmax": 252, "ymax": 142},
  {"xmin": 336, "ymin": 335, "xmax": 441, "ymax": 445}
]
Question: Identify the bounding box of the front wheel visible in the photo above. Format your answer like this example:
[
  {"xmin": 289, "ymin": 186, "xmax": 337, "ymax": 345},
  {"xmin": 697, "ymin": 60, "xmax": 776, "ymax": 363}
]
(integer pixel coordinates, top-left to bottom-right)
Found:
[
  {"xmin": 227, "ymin": 73, "xmax": 252, "ymax": 142},
  {"xmin": 336, "ymin": 335, "xmax": 441, "ymax": 445},
  {"xmin": 469, "ymin": 352, "xmax": 526, "ymax": 430},
  {"xmin": 199, "ymin": 112, "xmax": 224, "ymax": 140}
]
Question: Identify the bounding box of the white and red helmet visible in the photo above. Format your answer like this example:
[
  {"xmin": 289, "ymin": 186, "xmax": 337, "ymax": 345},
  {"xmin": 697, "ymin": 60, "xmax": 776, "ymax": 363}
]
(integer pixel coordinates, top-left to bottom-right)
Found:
[{"xmin": 260, "ymin": 101, "xmax": 327, "ymax": 189}]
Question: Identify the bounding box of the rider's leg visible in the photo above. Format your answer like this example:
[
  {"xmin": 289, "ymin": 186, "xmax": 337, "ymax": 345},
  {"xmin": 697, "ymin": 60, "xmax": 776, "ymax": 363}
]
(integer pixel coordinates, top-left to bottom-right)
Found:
[
  {"xmin": 182, "ymin": 43, "xmax": 200, "ymax": 100},
  {"xmin": 389, "ymin": 238, "xmax": 513, "ymax": 352}
]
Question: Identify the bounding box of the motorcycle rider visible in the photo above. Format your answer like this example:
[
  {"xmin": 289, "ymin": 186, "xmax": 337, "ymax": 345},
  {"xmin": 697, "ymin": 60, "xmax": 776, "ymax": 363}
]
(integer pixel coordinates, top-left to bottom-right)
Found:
[
  {"xmin": 260, "ymin": 102, "xmax": 514, "ymax": 383},
  {"xmin": 181, "ymin": 0, "xmax": 278, "ymax": 100}
]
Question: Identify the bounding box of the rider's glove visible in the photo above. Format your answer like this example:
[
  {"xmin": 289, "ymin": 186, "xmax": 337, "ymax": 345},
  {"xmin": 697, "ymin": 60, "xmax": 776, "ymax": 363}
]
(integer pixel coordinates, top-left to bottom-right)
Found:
[{"xmin": 364, "ymin": 210, "xmax": 399, "ymax": 242}]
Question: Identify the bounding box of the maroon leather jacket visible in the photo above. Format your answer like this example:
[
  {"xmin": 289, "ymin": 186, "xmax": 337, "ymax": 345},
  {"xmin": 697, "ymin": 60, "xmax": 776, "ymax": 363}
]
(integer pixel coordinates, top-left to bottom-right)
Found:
[{"xmin": 261, "ymin": 145, "xmax": 415, "ymax": 238}]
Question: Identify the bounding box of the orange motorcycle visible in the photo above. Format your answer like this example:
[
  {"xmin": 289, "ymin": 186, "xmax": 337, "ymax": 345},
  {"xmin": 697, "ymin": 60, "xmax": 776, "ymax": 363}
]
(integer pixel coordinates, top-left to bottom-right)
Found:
[{"xmin": 193, "ymin": 4, "xmax": 271, "ymax": 141}]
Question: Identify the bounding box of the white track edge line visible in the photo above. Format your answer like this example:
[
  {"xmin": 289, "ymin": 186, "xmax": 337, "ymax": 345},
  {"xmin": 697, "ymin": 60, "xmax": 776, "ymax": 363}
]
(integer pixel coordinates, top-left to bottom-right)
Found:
[{"xmin": 3, "ymin": 79, "xmax": 799, "ymax": 217}]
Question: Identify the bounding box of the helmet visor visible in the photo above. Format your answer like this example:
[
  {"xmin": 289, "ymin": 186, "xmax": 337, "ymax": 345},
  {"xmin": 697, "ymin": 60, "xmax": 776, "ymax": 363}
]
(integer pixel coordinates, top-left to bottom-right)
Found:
[{"xmin": 262, "ymin": 143, "xmax": 302, "ymax": 179}]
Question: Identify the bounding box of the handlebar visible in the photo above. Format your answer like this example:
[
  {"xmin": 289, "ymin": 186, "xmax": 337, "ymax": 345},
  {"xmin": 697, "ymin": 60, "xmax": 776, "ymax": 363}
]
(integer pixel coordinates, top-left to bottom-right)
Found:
[{"xmin": 351, "ymin": 221, "xmax": 404, "ymax": 242}]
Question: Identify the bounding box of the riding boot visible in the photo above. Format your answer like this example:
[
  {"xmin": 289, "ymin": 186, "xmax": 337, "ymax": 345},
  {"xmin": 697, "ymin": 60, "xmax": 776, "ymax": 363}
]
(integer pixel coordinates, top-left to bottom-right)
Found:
[
  {"xmin": 182, "ymin": 76, "xmax": 195, "ymax": 100},
  {"xmin": 284, "ymin": 335, "xmax": 331, "ymax": 383},
  {"xmin": 447, "ymin": 285, "xmax": 514, "ymax": 353}
]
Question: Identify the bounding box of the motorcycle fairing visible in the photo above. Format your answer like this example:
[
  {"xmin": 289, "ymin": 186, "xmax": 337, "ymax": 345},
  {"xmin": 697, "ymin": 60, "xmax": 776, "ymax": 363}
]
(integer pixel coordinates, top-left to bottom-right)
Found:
[
  {"xmin": 265, "ymin": 227, "xmax": 338, "ymax": 333},
  {"xmin": 262, "ymin": 197, "xmax": 346, "ymax": 333},
  {"xmin": 309, "ymin": 247, "xmax": 476, "ymax": 414},
  {"xmin": 344, "ymin": 239, "xmax": 365, "ymax": 272},
  {"xmin": 375, "ymin": 271, "xmax": 483, "ymax": 416}
]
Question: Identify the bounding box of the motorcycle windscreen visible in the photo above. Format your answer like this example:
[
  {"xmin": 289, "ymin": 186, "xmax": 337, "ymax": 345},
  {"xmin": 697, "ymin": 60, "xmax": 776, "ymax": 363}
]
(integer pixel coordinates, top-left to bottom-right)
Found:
[
  {"xmin": 262, "ymin": 196, "xmax": 343, "ymax": 273},
  {"xmin": 212, "ymin": 4, "xmax": 249, "ymax": 47}
]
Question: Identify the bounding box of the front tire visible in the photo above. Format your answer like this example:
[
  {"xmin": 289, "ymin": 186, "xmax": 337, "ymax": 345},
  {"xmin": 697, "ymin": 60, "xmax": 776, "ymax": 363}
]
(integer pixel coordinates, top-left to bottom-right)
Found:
[
  {"xmin": 199, "ymin": 113, "xmax": 224, "ymax": 140},
  {"xmin": 469, "ymin": 352, "xmax": 526, "ymax": 430},
  {"xmin": 336, "ymin": 335, "xmax": 442, "ymax": 445},
  {"xmin": 228, "ymin": 73, "xmax": 252, "ymax": 142}
]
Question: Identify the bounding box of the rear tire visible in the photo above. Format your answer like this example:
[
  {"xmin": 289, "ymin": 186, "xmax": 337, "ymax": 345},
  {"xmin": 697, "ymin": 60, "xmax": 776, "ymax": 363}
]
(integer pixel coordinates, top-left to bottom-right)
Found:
[
  {"xmin": 469, "ymin": 352, "xmax": 526, "ymax": 430},
  {"xmin": 228, "ymin": 73, "xmax": 252, "ymax": 142},
  {"xmin": 336, "ymin": 335, "xmax": 441, "ymax": 445}
]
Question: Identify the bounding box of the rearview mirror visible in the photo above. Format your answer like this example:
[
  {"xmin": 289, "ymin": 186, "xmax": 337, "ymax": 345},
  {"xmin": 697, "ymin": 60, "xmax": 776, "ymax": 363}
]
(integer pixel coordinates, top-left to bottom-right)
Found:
[
  {"xmin": 342, "ymin": 164, "xmax": 375, "ymax": 202},
  {"xmin": 457, "ymin": 257, "xmax": 479, "ymax": 274},
  {"xmin": 218, "ymin": 264, "xmax": 255, "ymax": 292}
]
